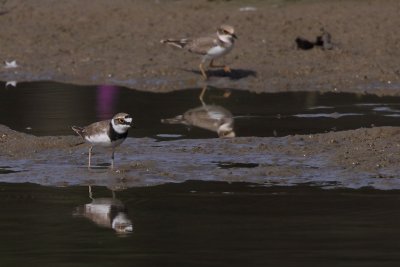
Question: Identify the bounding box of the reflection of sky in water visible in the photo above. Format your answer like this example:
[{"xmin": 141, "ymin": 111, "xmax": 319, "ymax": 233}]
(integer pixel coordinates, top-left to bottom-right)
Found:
[
  {"xmin": 293, "ymin": 113, "xmax": 363, "ymax": 119},
  {"xmin": 372, "ymin": 106, "xmax": 400, "ymax": 113},
  {"xmin": 307, "ymin": 106, "xmax": 334, "ymax": 110},
  {"xmin": 96, "ymin": 85, "xmax": 119, "ymax": 120}
]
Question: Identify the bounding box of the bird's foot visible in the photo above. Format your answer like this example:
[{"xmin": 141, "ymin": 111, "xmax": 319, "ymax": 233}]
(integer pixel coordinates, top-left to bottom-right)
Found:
[
  {"xmin": 223, "ymin": 66, "xmax": 231, "ymax": 73},
  {"xmin": 223, "ymin": 90, "xmax": 232, "ymax": 98}
]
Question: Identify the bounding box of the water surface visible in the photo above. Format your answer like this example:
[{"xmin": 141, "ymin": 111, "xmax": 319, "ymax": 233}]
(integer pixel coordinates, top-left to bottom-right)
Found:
[
  {"xmin": 2, "ymin": 82, "xmax": 400, "ymax": 139},
  {"xmin": 2, "ymin": 181, "xmax": 400, "ymax": 267},
  {"xmin": 2, "ymin": 82, "xmax": 400, "ymax": 266}
]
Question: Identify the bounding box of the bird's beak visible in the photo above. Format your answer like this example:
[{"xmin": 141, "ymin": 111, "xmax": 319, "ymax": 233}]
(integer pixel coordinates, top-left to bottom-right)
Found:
[
  {"xmin": 125, "ymin": 117, "xmax": 133, "ymax": 127},
  {"xmin": 232, "ymin": 34, "xmax": 238, "ymax": 39}
]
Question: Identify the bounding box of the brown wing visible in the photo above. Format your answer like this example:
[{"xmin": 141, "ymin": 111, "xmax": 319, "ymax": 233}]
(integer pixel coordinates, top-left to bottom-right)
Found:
[
  {"xmin": 81, "ymin": 120, "xmax": 110, "ymax": 137},
  {"xmin": 185, "ymin": 35, "xmax": 218, "ymax": 55},
  {"xmin": 85, "ymin": 120, "xmax": 110, "ymax": 136}
]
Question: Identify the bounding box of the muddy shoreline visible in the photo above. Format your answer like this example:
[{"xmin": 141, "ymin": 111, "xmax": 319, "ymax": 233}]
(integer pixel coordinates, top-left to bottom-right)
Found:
[
  {"xmin": 1, "ymin": 124, "xmax": 400, "ymax": 189},
  {"xmin": 0, "ymin": 0, "xmax": 400, "ymax": 95}
]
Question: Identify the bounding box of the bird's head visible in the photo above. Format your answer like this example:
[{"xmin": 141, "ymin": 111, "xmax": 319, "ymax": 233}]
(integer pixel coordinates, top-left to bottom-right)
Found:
[
  {"xmin": 217, "ymin": 24, "xmax": 238, "ymax": 42},
  {"xmin": 217, "ymin": 121, "xmax": 236, "ymax": 138},
  {"xmin": 112, "ymin": 113, "xmax": 133, "ymax": 134}
]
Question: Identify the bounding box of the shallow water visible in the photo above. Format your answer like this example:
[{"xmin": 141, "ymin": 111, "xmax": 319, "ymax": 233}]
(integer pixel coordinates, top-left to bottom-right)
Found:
[
  {"xmin": 1, "ymin": 82, "xmax": 400, "ymax": 139},
  {"xmin": 2, "ymin": 82, "xmax": 400, "ymax": 265},
  {"xmin": 2, "ymin": 181, "xmax": 400, "ymax": 267}
]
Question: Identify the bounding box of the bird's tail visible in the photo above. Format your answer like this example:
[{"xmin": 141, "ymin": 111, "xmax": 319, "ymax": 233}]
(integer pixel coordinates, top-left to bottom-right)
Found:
[
  {"xmin": 71, "ymin": 126, "xmax": 85, "ymax": 138},
  {"xmin": 160, "ymin": 38, "xmax": 191, "ymax": 49}
]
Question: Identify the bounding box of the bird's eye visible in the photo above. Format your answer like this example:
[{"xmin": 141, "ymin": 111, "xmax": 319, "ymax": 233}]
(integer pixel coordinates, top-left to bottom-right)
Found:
[{"xmin": 118, "ymin": 118, "xmax": 125, "ymax": 124}]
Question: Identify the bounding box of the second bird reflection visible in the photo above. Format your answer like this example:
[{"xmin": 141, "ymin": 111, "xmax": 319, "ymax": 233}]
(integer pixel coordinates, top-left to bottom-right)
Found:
[
  {"xmin": 74, "ymin": 186, "xmax": 133, "ymax": 234},
  {"xmin": 161, "ymin": 87, "xmax": 235, "ymax": 138}
]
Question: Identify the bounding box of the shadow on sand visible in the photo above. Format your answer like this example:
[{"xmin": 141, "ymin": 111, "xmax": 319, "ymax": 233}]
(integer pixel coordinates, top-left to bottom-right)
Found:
[{"xmin": 185, "ymin": 68, "xmax": 257, "ymax": 80}]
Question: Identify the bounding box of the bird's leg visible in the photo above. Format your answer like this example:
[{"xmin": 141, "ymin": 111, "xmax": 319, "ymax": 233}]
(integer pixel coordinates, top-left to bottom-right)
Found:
[
  {"xmin": 88, "ymin": 185, "xmax": 94, "ymax": 200},
  {"xmin": 209, "ymin": 59, "xmax": 231, "ymax": 73},
  {"xmin": 111, "ymin": 149, "xmax": 115, "ymax": 170},
  {"xmin": 88, "ymin": 146, "xmax": 93, "ymax": 169},
  {"xmin": 199, "ymin": 86, "xmax": 207, "ymax": 105},
  {"xmin": 199, "ymin": 63, "xmax": 208, "ymax": 80}
]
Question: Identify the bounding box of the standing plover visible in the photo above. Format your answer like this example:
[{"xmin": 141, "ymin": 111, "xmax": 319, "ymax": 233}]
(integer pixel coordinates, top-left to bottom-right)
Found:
[
  {"xmin": 72, "ymin": 113, "xmax": 132, "ymax": 169},
  {"xmin": 161, "ymin": 24, "xmax": 237, "ymax": 79}
]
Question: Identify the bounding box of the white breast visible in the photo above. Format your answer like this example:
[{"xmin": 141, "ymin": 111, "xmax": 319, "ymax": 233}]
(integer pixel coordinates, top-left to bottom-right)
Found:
[
  {"xmin": 207, "ymin": 45, "xmax": 228, "ymax": 57},
  {"xmin": 85, "ymin": 133, "xmax": 112, "ymax": 146},
  {"xmin": 204, "ymin": 43, "xmax": 233, "ymax": 61}
]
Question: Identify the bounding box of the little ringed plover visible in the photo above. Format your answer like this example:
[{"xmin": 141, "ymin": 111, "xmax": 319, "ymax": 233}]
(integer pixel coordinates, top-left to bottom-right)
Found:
[
  {"xmin": 161, "ymin": 24, "xmax": 237, "ymax": 80},
  {"xmin": 72, "ymin": 113, "xmax": 132, "ymax": 169}
]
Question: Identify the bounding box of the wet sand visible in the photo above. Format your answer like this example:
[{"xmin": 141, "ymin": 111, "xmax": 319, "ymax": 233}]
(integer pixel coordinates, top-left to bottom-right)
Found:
[
  {"xmin": 1, "ymin": 0, "xmax": 400, "ymax": 188},
  {"xmin": 0, "ymin": 0, "xmax": 400, "ymax": 94},
  {"xmin": 1, "ymin": 124, "xmax": 400, "ymax": 189}
]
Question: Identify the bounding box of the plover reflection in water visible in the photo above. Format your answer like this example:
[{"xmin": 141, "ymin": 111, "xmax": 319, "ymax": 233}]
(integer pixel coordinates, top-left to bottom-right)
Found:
[
  {"xmin": 72, "ymin": 113, "xmax": 132, "ymax": 169},
  {"xmin": 162, "ymin": 105, "xmax": 235, "ymax": 138},
  {"xmin": 161, "ymin": 24, "xmax": 237, "ymax": 80},
  {"xmin": 73, "ymin": 186, "xmax": 133, "ymax": 234}
]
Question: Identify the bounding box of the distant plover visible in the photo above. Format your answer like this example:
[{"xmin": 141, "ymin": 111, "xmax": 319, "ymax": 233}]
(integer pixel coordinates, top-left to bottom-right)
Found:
[
  {"xmin": 161, "ymin": 24, "xmax": 237, "ymax": 79},
  {"xmin": 72, "ymin": 113, "xmax": 132, "ymax": 169},
  {"xmin": 162, "ymin": 105, "xmax": 235, "ymax": 138}
]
